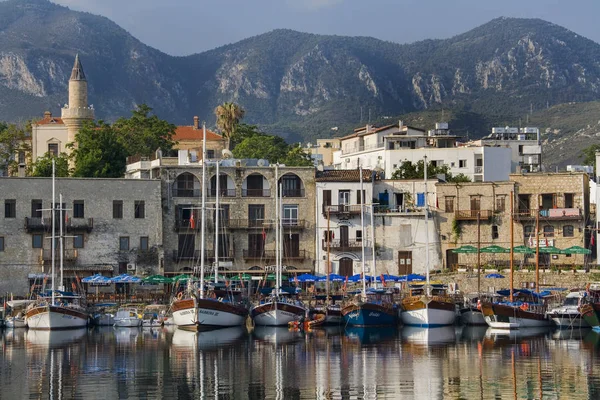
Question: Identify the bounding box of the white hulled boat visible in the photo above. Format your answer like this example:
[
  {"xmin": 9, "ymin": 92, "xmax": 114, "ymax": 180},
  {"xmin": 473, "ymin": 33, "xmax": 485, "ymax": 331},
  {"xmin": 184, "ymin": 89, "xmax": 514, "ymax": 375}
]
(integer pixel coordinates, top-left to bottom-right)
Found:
[
  {"xmin": 114, "ymin": 307, "xmax": 142, "ymax": 327},
  {"xmin": 547, "ymin": 290, "xmax": 588, "ymax": 328}
]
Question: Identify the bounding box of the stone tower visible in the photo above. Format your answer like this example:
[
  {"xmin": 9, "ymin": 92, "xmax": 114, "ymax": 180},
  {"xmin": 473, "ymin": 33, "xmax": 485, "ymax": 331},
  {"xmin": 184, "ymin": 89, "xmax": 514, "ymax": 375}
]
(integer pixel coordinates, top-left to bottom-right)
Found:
[{"xmin": 61, "ymin": 54, "xmax": 94, "ymax": 149}]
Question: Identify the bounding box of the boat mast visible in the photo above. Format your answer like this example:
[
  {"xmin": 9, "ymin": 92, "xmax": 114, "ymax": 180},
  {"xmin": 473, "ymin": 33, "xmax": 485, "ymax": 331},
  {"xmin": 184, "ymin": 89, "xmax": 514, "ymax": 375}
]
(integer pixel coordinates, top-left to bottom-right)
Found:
[
  {"xmin": 424, "ymin": 156, "xmax": 430, "ymax": 291},
  {"xmin": 535, "ymin": 201, "xmax": 540, "ymax": 295},
  {"xmin": 279, "ymin": 181, "xmax": 283, "ymax": 292},
  {"xmin": 477, "ymin": 211, "xmax": 481, "ymax": 299},
  {"xmin": 59, "ymin": 193, "xmax": 64, "ymax": 292},
  {"xmin": 215, "ymin": 160, "xmax": 220, "ymax": 284},
  {"xmin": 199, "ymin": 123, "xmax": 207, "ymax": 299},
  {"xmin": 51, "ymin": 159, "xmax": 56, "ymax": 305},
  {"xmin": 360, "ymin": 165, "xmax": 366, "ymax": 300},
  {"xmin": 326, "ymin": 208, "xmax": 330, "ymax": 305},
  {"xmin": 370, "ymin": 202, "xmax": 376, "ymax": 285},
  {"xmin": 275, "ymin": 164, "xmax": 279, "ymax": 297},
  {"xmin": 510, "ymin": 191, "xmax": 514, "ymax": 303}
]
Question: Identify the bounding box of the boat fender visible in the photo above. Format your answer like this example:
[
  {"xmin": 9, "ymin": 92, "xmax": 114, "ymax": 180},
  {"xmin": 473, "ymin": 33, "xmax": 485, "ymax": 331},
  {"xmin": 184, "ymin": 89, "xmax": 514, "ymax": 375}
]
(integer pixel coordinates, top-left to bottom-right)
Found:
[
  {"xmin": 520, "ymin": 303, "xmax": 529, "ymax": 311},
  {"xmin": 477, "ymin": 300, "xmax": 481, "ymax": 310},
  {"xmin": 177, "ymin": 292, "xmax": 183, "ymax": 300}
]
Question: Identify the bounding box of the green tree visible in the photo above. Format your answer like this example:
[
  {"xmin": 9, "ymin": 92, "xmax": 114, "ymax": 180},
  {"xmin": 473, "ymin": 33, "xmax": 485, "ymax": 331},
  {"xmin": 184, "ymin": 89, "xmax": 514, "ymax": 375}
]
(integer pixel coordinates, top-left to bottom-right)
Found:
[
  {"xmin": 215, "ymin": 102, "xmax": 245, "ymax": 150},
  {"xmin": 0, "ymin": 123, "xmax": 31, "ymax": 176},
  {"xmin": 229, "ymin": 123, "xmax": 262, "ymax": 150},
  {"xmin": 581, "ymin": 144, "xmax": 600, "ymax": 173},
  {"xmin": 113, "ymin": 104, "xmax": 177, "ymax": 157},
  {"xmin": 391, "ymin": 160, "xmax": 468, "ymax": 182},
  {"xmin": 232, "ymin": 133, "xmax": 288, "ymax": 162},
  {"xmin": 70, "ymin": 121, "xmax": 128, "ymax": 178},
  {"xmin": 282, "ymin": 143, "xmax": 314, "ymax": 167},
  {"xmin": 29, "ymin": 152, "xmax": 70, "ymax": 177},
  {"xmin": 448, "ymin": 173, "xmax": 471, "ymax": 183}
]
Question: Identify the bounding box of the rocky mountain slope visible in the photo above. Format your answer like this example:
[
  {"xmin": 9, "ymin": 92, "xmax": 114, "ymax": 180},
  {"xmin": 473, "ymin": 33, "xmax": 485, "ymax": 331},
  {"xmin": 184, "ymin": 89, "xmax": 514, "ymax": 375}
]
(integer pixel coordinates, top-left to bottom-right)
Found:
[{"xmin": 1, "ymin": 0, "xmax": 600, "ymax": 165}]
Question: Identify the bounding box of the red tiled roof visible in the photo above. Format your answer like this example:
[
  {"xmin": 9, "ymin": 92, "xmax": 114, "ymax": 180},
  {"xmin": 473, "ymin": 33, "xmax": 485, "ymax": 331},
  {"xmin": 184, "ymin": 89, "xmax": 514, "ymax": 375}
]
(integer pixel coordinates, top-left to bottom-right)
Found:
[
  {"xmin": 316, "ymin": 169, "xmax": 377, "ymax": 182},
  {"xmin": 174, "ymin": 126, "xmax": 223, "ymax": 141},
  {"xmin": 35, "ymin": 116, "xmax": 64, "ymax": 125}
]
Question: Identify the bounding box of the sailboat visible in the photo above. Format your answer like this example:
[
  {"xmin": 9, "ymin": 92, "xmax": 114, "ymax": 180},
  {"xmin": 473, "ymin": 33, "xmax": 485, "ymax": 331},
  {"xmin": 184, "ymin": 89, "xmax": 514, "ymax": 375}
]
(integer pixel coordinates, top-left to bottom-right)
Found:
[
  {"xmin": 26, "ymin": 162, "xmax": 88, "ymax": 330},
  {"xmin": 459, "ymin": 214, "xmax": 487, "ymax": 326},
  {"xmin": 401, "ymin": 156, "xmax": 456, "ymax": 327},
  {"xmin": 480, "ymin": 192, "xmax": 551, "ymax": 329},
  {"xmin": 341, "ymin": 166, "xmax": 396, "ymax": 327},
  {"xmin": 172, "ymin": 125, "xmax": 248, "ymax": 329},
  {"xmin": 251, "ymin": 165, "xmax": 306, "ymax": 326}
]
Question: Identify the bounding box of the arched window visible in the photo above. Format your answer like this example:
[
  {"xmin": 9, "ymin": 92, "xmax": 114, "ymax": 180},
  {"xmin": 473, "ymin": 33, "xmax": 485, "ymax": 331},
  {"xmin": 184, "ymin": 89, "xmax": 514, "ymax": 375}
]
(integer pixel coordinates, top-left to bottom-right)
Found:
[
  {"xmin": 543, "ymin": 225, "xmax": 554, "ymax": 238},
  {"xmin": 524, "ymin": 225, "xmax": 534, "ymax": 238},
  {"xmin": 563, "ymin": 225, "xmax": 574, "ymax": 237},
  {"xmin": 338, "ymin": 258, "xmax": 354, "ymax": 277},
  {"xmin": 279, "ymin": 174, "xmax": 304, "ymax": 197},
  {"xmin": 173, "ymin": 173, "xmax": 199, "ymax": 197}
]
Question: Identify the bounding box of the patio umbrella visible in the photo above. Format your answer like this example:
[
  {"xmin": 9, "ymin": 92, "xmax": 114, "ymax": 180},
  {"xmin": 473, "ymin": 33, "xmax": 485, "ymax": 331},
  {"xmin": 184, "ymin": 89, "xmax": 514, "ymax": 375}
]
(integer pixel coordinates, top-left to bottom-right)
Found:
[
  {"xmin": 296, "ymin": 273, "xmax": 317, "ymax": 282},
  {"xmin": 143, "ymin": 275, "xmax": 173, "ymax": 284},
  {"xmin": 110, "ymin": 274, "xmax": 142, "ymax": 284},
  {"xmin": 480, "ymin": 245, "xmax": 510, "ymax": 253},
  {"xmin": 205, "ymin": 274, "xmax": 227, "ymax": 281},
  {"xmin": 406, "ymin": 274, "xmax": 426, "ymax": 282},
  {"xmin": 513, "ymin": 245, "xmax": 535, "ymax": 254},
  {"xmin": 560, "ymin": 246, "xmax": 591, "ymax": 255},
  {"xmin": 171, "ymin": 274, "xmax": 193, "ymax": 283},
  {"xmin": 376, "ymin": 274, "xmax": 398, "ymax": 282},
  {"xmin": 230, "ymin": 274, "xmax": 252, "ymax": 281},
  {"xmin": 485, "ymin": 273, "xmax": 505, "ymax": 279},
  {"xmin": 538, "ymin": 246, "xmax": 562, "ymax": 254},
  {"xmin": 452, "ymin": 245, "xmax": 478, "ymax": 254},
  {"xmin": 266, "ymin": 274, "xmax": 289, "ymax": 281},
  {"xmin": 348, "ymin": 274, "xmax": 373, "ymax": 282},
  {"xmin": 317, "ymin": 273, "xmax": 345, "ymax": 282}
]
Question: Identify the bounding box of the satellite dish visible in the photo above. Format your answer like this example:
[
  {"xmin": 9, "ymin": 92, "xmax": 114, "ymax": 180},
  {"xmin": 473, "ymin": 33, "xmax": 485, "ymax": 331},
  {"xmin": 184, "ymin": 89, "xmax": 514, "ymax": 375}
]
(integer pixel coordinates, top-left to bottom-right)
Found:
[
  {"xmin": 257, "ymin": 159, "xmax": 268, "ymax": 167},
  {"xmin": 222, "ymin": 149, "xmax": 233, "ymax": 159},
  {"xmin": 317, "ymin": 164, "xmax": 324, "ymax": 171}
]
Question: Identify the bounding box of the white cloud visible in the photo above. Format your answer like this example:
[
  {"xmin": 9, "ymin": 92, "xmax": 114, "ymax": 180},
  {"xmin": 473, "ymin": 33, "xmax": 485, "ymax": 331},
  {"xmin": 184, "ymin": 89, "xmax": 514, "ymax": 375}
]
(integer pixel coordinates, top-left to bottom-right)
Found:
[{"xmin": 287, "ymin": 0, "xmax": 345, "ymax": 11}]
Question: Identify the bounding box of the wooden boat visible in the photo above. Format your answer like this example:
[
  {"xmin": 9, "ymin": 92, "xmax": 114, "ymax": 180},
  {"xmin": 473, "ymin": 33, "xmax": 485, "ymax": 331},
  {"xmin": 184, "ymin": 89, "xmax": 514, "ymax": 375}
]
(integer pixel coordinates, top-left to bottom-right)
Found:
[
  {"xmin": 26, "ymin": 291, "xmax": 88, "ymax": 330},
  {"xmin": 401, "ymin": 283, "xmax": 456, "ymax": 327},
  {"xmin": 481, "ymin": 289, "xmax": 550, "ymax": 329},
  {"xmin": 342, "ymin": 289, "xmax": 396, "ymax": 327},
  {"xmin": 251, "ymin": 293, "xmax": 306, "ymax": 326},
  {"xmin": 578, "ymin": 283, "xmax": 600, "ymax": 330},
  {"xmin": 114, "ymin": 307, "xmax": 142, "ymax": 327}
]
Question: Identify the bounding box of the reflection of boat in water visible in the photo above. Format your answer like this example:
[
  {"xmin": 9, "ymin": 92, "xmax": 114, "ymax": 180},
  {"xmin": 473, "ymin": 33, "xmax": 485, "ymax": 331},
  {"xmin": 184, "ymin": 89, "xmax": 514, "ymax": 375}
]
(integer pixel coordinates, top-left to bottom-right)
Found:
[
  {"xmin": 345, "ymin": 326, "xmax": 396, "ymax": 344},
  {"xmin": 252, "ymin": 326, "xmax": 302, "ymax": 345},
  {"xmin": 172, "ymin": 326, "xmax": 246, "ymax": 350},
  {"xmin": 485, "ymin": 326, "xmax": 549, "ymax": 341},
  {"xmin": 460, "ymin": 325, "xmax": 489, "ymax": 342},
  {"xmin": 114, "ymin": 326, "xmax": 141, "ymax": 345},
  {"xmin": 552, "ymin": 327, "xmax": 589, "ymax": 341},
  {"xmin": 26, "ymin": 328, "xmax": 86, "ymax": 347},
  {"xmin": 402, "ymin": 326, "xmax": 456, "ymax": 345}
]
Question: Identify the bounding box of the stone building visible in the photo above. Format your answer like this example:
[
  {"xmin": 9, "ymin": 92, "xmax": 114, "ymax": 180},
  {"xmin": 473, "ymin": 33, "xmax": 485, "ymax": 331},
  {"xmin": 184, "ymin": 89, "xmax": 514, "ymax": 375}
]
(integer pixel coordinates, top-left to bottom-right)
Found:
[
  {"xmin": 0, "ymin": 177, "xmax": 162, "ymax": 294},
  {"xmin": 172, "ymin": 117, "xmax": 225, "ymax": 157},
  {"xmin": 155, "ymin": 160, "xmax": 316, "ymax": 276}
]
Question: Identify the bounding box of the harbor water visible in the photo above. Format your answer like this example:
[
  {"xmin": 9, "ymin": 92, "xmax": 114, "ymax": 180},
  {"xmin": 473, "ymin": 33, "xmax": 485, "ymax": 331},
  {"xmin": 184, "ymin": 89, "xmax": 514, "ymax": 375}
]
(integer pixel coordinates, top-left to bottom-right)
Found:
[{"xmin": 1, "ymin": 325, "xmax": 599, "ymax": 399}]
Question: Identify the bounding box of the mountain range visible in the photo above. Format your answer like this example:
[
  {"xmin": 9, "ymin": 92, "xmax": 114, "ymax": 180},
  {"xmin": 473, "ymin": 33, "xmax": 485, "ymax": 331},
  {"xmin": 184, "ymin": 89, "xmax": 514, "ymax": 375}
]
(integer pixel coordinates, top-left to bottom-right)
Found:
[{"xmin": 1, "ymin": 0, "xmax": 600, "ymax": 167}]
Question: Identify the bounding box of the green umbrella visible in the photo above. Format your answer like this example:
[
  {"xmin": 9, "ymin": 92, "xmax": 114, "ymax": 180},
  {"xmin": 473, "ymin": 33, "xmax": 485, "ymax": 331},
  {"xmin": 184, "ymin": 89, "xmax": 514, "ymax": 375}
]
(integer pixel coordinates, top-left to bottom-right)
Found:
[
  {"xmin": 266, "ymin": 274, "xmax": 289, "ymax": 281},
  {"xmin": 561, "ymin": 246, "xmax": 591, "ymax": 255},
  {"xmin": 513, "ymin": 245, "xmax": 535, "ymax": 254},
  {"xmin": 172, "ymin": 274, "xmax": 194, "ymax": 282},
  {"xmin": 206, "ymin": 274, "xmax": 227, "ymax": 281},
  {"xmin": 143, "ymin": 275, "xmax": 173, "ymax": 284},
  {"xmin": 230, "ymin": 274, "xmax": 252, "ymax": 281},
  {"xmin": 480, "ymin": 245, "xmax": 510, "ymax": 254},
  {"xmin": 538, "ymin": 246, "xmax": 562, "ymax": 254},
  {"xmin": 452, "ymin": 245, "xmax": 478, "ymax": 254}
]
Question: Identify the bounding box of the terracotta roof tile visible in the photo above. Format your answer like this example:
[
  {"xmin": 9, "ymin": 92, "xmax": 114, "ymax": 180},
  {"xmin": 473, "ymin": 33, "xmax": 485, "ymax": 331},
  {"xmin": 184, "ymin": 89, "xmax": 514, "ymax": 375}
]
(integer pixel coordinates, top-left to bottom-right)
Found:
[
  {"xmin": 174, "ymin": 126, "xmax": 223, "ymax": 141},
  {"xmin": 316, "ymin": 169, "xmax": 377, "ymax": 182},
  {"xmin": 35, "ymin": 116, "xmax": 64, "ymax": 125}
]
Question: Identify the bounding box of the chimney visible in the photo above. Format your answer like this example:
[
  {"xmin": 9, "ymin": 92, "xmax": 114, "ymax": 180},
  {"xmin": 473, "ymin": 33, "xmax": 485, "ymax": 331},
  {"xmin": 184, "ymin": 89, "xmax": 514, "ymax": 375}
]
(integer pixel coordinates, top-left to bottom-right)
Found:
[
  {"xmin": 193, "ymin": 116, "xmax": 199, "ymax": 130},
  {"xmin": 44, "ymin": 111, "xmax": 52, "ymax": 119}
]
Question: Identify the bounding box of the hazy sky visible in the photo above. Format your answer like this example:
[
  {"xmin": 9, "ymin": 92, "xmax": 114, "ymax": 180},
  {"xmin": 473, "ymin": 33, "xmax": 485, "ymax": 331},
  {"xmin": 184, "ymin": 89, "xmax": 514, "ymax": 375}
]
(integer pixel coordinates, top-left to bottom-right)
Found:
[{"xmin": 53, "ymin": 0, "xmax": 600, "ymax": 56}]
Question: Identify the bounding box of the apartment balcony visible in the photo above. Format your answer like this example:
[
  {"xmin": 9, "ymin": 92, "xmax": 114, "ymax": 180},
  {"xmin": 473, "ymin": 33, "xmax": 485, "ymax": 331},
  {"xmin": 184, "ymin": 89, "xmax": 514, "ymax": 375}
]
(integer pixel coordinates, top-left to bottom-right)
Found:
[
  {"xmin": 204, "ymin": 249, "xmax": 235, "ymax": 262},
  {"xmin": 514, "ymin": 208, "xmax": 582, "ymax": 221},
  {"xmin": 42, "ymin": 249, "xmax": 78, "ymax": 261},
  {"xmin": 209, "ymin": 189, "xmax": 236, "ymax": 197},
  {"xmin": 66, "ymin": 218, "xmax": 94, "ymax": 233},
  {"xmin": 341, "ymin": 143, "xmax": 384, "ymax": 155},
  {"xmin": 171, "ymin": 250, "xmax": 201, "ymax": 262},
  {"xmin": 321, "ymin": 239, "xmax": 370, "ymax": 252},
  {"xmin": 175, "ymin": 218, "xmax": 200, "ymax": 231},
  {"xmin": 454, "ymin": 210, "xmax": 493, "ymax": 221},
  {"xmin": 242, "ymin": 249, "xmax": 306, "ymax": 261},
  {"xmin": 242, "ymin": 189, "xmax": 271, "ymax": 197},
  {"xmin": 227, "ymin": 219, "xmax": 307, "ymax": 229},
  {"xmin": 474, "ymin": 166, "xmax": 483, "ymax": 174},
  {"xmin": 25, "ymin": 217, "xmax": 49, "ymax": 232},
  {"xmin": 322, "ymin": 204, "xmax": 363, "ymax": 217},
  {"xmin": 172, "ymin": 187, "xmax": 201, "ymax": 198},
  {"xmin": 281, "ymin": 189, "xmax": 305, "ymax": 198},
  {"xmin": 263, "ymin": 219, "xmax": 307, "ymax": 229}
]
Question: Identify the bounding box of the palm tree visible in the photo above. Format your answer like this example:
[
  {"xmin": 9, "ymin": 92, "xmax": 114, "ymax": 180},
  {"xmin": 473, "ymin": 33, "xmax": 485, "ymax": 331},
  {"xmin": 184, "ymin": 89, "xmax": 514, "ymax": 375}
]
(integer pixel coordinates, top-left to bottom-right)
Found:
[{"xmin": 214, "ymin": 102, "xmax": 245, "ymax": 150}]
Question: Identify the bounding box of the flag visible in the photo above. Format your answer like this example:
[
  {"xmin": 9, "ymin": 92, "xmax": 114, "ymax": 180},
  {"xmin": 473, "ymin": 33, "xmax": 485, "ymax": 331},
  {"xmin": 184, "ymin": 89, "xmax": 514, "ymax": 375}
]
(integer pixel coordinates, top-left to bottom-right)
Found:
[
  {"xmin": 294, "ymin": 274, "xmax": 298, "ymax": 285},
  {"xmin": 189, "ymin": 211, "xmax": 196, "ymax": 229},
  {"xmin": 591, "ymin": 234, "xmax": 595, "ymax": 246},
  {"xmin": 65, "ymin": 211, "xmax": 69, "ymax": 225},
  {"xmin": 71, "ymin": 282, "xmax": 76, "ymax": 291},
  {"xmin": 342, "ymin": 276, "xmax": 348, "ymax": 292},
  {"xmin": 380, "ymin": 274, "xmax": 386, "ymax": 285},
  {"xmin": 262, "ymin": 228, "xmax": 266, "ymax": 242}
]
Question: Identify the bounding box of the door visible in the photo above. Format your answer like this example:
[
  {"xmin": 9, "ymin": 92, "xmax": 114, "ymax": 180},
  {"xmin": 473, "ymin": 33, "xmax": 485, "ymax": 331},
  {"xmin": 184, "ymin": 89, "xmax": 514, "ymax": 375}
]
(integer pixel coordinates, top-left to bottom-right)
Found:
[
  {"xmin": 397, "ymin": 251, "xmax": 412, "ymax": 275},
  {"xmin": 446, "ymin": 249, "xmax": 459, "ymax": 271},
  {"xmin": 339, "ymin": 190, "xmax": 350, "ymax": 212},
  {"xmin": 284, "ymin": 234, "xmax": 300, "ymax": 258},
  {"xmin": 470, "ymin": 196, "xmax": 481, "ymax": 217},
  {"xmin": 283, "ymin": 205, "xmax": 298, "ymax": 226},
  {"xmin": 339, "ymin": 226, "xmax": 349, "ymax": 248},
  {"xmin": 178, "ymin": 234, "xmax": 195, "ymax": 259},
  {"xmin": 322, "ymin": 190, "xmax": 332, "ymax": 214},
  {"xmin": 248, "ymin": 205, "xmax": 264, "ymax": 227},
  {"xmin": 248, "ymin": 234, "xmax": 264, "ymax": 257},
  {"xmin": 339, "ymin": 258, "xmax": 353, "ymax": 277}
]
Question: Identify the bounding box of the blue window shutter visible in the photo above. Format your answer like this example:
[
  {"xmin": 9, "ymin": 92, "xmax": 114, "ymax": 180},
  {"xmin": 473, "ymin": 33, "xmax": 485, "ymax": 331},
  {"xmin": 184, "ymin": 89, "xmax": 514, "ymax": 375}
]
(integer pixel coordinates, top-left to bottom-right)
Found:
[{"xmin": 417, "ymin": 193, "xmax": 425, "ymax": 207}]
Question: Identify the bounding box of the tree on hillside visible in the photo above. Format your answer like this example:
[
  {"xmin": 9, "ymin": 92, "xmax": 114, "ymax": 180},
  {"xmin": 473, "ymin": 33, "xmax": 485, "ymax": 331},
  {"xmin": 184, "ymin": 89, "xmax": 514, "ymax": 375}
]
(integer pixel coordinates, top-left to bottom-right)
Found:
[
  {"xmin": 215, "ymin": 102, "xmax": 245, "ymax": 150},
  {"xmin": 0, "ymin": 123, "xmax": 31, "ymax": 176},
  {"xmin": 70, "ymin": 121, "xmax": 128, "ymax": 178},
  {"xmin": 391, "ymin": 160, "xmax": 471, "ymax": 183},
  {"xmin": 29, "ymin": 152, "xmax": 70, "ymax": 177},
  {"xmin": 113, "ymin": 104, "xmax": 177, "ymax": 157}
]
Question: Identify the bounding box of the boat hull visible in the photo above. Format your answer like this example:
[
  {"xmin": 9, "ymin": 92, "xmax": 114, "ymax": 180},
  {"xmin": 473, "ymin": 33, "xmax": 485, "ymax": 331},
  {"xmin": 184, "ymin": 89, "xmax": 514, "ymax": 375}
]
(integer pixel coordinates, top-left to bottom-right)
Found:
[
  {"xmin": 114, "ymin": 318, "xmax": 142, "ymax": 327},
  {"xmin": 195, "ymin": 298, "xmax": 248, "ymax": 328},
  {"xmin": 172, "ymin": 298, "xmax": 198, "ymax": 329},
  {"xmin": 401, "ymin": 299, "xmax": 456, "ymax": 327},
  {"xmin": 342, "ymin": 303, "xmax": 396, "ymax": 327},
  {"xmin": 93, "ymin": 314, "xmax": 115, "ymax": 326},
  {"xmin": 26, "ymin": 305, "xmax": 88, "ymax": 330},
  {"xmin": 481, "ymin": 302, "xmax": 550, "ymax": 329},
  {"xmin": 579, "ymin": 303, "xmax": 600, "ymax": 329},
  {"xmin": 251, "ymin": 301, "xmax": 306, "ymax": 326},
  {"xmin": 460, "ymin": 307, "xmax": 487, "ymax": 326},
  {"xmin": 6, "ymin": 317, "xmax": 27, "ymax": 328}
]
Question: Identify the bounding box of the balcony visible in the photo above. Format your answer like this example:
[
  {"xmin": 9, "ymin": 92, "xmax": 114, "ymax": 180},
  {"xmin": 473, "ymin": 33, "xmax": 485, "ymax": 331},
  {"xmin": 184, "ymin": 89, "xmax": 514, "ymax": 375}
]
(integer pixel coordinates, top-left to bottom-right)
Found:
[
  {"xmin": 227, "ymin": 219, "xmax": 307, "ymax": 229},
  {"xmin": 204, "ymin": 249, "xmax": 234, "ymax": 262},
  {"xmin": 242, "ymin": 249, "xmax": 306, "ymax": 261},
  {"xmin": 474, "ymin": 166, "xmax": 483, "ymax": 174},
  {"xmin": 321, "ymin": 239, "xmax": 370, "ymax": 252},
  {"xmin": 209, "ymin": 189, "xmax": 236, "ymax": 197},
  {"xmin": 25, "ymin": 217, "xmax": 49, "ymax": 232},
  {"xmin": 341, "ymin": 142, "xmax": 384, "ymax": 155},
  {"xmin": 171, "ymin": 250, "xmax": 201, "ymax": 262},
  {"xmin": 322, "ymin": 204, "xmax": 363, "ymax": 216},
  {"xmin": 172, "ymin": 187, "xmax": 201, "ymax": 198},
  {"xmin": 242, "ymin": 189, "xmax": 271, "ymax": 197},
  {"xmin": 42, "ymin": 249, "xmax": 78, "ymax": 261},
  {"xmin": 454, "ymin": 210, "xmax": 492, "ymax": 221},
  {"xmin": 281, "ymin": 189, "xmax": 305, "ymax": 198},
  {"xmin": 514, "ymin": 208, "xmax": 582, "ymax": 221},
  {"xmin": 66, "ymin": 218, "xmax": 94, "ymax": 233}
]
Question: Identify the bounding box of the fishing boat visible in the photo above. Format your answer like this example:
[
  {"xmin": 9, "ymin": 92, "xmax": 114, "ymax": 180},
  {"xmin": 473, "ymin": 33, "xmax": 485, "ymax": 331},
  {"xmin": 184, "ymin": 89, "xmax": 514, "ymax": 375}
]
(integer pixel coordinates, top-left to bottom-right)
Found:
[
  {"xmin": 141, "ymin": 305, "xmax": 168, "ymax": 327},
  {"xmin": 90, "ymin": 303, "xmax": 117, "ymax": 326},
  {"xmin": 311, "ymin": 295, "xmax": 344, "ymax": 325},
  {"xmin": 5, "ymin": 299, "xmax": 35, "ymax": 328},
  {"xmin": 578, "ymin": 283, "xmax": 600, "ymax": 330},
  {"xmin": 114, "ymin": 307, "xmax": 142, "ymax": 327},
  {"xmin": 401, "ymin": 157, "xmax": 455, "ymax": 327},
  {"xmin": 546, "ymin": 290, "xmax": 588, "ymax": 328},
  {"xmin": 6, "ymin": 314, "xmax": 27, "ymax": 328}
]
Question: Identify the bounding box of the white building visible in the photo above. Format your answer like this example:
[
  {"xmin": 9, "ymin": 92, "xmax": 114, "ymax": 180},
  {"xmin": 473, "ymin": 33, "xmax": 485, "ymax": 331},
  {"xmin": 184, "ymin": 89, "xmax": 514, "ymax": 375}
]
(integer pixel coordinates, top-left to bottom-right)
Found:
[
  {"xmin": 478, "ymin": 126, "xmax": 542, "ymax": 173},
  {"xmin": 332, "ymin": 122, "xmax": 511, "ymax": 182}
]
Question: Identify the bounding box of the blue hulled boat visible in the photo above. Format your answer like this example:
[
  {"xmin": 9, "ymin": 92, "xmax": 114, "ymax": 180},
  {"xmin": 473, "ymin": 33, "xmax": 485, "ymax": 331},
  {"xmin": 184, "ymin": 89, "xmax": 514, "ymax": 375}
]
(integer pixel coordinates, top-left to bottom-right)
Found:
[{"xmin": 341, "ymin": 289, "xmax": 396, "ymax": 326}]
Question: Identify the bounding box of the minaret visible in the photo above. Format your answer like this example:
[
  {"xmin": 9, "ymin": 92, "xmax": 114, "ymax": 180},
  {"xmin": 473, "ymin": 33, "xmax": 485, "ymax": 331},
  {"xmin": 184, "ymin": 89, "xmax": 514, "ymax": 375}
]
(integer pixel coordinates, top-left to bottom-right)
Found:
[{"xmin": 61, "ymin": 54, "xmax": 94, "ymax": 150}]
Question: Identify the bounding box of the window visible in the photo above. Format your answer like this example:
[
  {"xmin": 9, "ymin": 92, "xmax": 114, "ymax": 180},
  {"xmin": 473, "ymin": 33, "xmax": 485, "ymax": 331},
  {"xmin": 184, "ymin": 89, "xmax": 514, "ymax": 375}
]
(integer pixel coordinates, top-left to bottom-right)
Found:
[
  {"xmin": 119, "ymin": 236, "xmax": 130, "ymax": 251},
  {"xmin": 492, "ymin": 225, "xmax": 499, "ymax": 239},
  {"xmin": 140, "ymin": 236, "xmax": 149, "ymax": 251},
  {"xmin": 564, "ymin": 193, "xmax": 574, "ymax": 209},
  {"xmin": 247, "ymin": 234, "xmax": 264, "ymax": 257},
  {"xmin": 459, "ymin": 159, "xmax": 467, "ymax": 168},
  {"xmin": 563, "ymin": 225, "xmax": 574, "ymax": 237},
  {"xmin": 283, "ymin": 205, "xmax": 298, "ymax": 226},
  {"xmin": 356, "ymin": 190, "xmax": 366, "ymax": 204},
  {"xmin": 283, "ymin": 233, "xmax": 300, "ymax": 258},
  {"xmin": 496, "ymin": 196, "xmax": 506, "ymax": 212},
  {"xmin": 356, "ymin": 230, "xmax": 363, "ymax": 242},
  {"xmin": 543, "ymin": 225, "xmax": 554, "ymax": 238},
  {"xmin": 207, "ymin": 150, "xmax": 215, "ymax": 159},
  {"xmin": 31, "ymin": 200, "xmax": 42, "ymax": 218},
  {"xmin": 18, "ymin": 151, "xmax": 25, "ymax": 165},
  {"xmin": 73, "ymin": 200, "xmax": 84, "ymax": 218},
  {"xmin": 323, "ymin": 230, "xmax": 333, "ymax": 241},
  {"xmin": 524, "ymin": 225, "xmax": 534, "ymax": 238},
  {"xmin": 0, "ymin": 237, "xmax": 4, "ymax": 251},
  {"xmin": 48, "ymin": 143, "xmax": 59, "ymax": 156},
  {"xmin": 4, "ymin": 200, "xmax": 15, "ymax": 218},
  {"xmin": 134, "ymin": 201, "xmax": 145, "ymax": 219},
  {"xmin": 339, "ymin": 190, "xmax": 350, "ymax": 205},
  {"xmin": 445, "ymin": 197, "xmax": 455, "ymax": 213},
  {"xmin": 113, "ymin": 200, "xmax": 123, "ymax": 219},
  {"xmin": 248, "ymin": 205, "xmax": 265, "ymax": 227},
  {"xmin": 32, "ymin": 234, "xmax": 43, "ymax": 248},
  {"xmin": 518, "ymin": 145, "xmax": 524, "ymax": 156},
  {"xmin": 322, "ymin": 190, "xmax": 331, "ymax": 212},
  {"xmin": 73, "ymin": 234, "xmax": 84, "ymax": 249}
]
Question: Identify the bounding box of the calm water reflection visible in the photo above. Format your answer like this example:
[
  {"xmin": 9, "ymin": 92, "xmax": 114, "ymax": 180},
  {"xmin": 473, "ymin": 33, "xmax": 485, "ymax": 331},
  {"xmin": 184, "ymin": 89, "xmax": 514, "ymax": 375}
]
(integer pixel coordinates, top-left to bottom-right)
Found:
[{"xmin": 1, "ymin": 324, "xmax": 600, "ymax": 399}]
